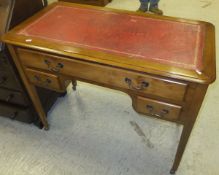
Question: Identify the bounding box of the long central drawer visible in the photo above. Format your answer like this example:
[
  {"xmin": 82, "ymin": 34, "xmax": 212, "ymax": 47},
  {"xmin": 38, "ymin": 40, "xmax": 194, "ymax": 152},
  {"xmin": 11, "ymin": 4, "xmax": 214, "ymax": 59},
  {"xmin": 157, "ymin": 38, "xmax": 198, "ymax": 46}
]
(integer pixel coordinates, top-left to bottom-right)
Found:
[{"xmin": 17, "ymin": 48, "xmax": 187, "ymax": 101}]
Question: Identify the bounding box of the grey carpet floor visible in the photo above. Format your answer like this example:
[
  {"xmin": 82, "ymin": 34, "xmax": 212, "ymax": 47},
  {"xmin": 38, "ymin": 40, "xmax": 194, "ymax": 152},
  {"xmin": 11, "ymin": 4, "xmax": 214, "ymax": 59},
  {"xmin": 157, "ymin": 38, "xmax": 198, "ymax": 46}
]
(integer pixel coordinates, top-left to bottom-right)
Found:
[{"xmin": 0, "ymin": 83, "xmax": 181, "ymax": 175}]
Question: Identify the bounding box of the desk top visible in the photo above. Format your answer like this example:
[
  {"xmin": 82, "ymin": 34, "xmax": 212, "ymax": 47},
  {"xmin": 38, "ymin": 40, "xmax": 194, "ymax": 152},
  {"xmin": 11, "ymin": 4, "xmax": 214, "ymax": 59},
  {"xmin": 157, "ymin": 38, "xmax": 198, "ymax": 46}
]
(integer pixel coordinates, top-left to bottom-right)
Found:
[
  {"xmin": 2, "ymin": 2, "xmax": 216, "ymax": 84},
  {"xmin": 18, "ymin": 5, "xmax": 205, "ymax": 71}
]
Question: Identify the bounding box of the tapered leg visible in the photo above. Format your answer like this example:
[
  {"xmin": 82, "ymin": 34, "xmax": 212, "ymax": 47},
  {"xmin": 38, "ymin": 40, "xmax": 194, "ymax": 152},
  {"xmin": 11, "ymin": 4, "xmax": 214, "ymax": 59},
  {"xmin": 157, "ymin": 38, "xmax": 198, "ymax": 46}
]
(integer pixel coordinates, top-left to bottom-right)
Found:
[
  {"xmin": 170, "ymin": 84, "xmax": 208, "ymax": 173},
  {"xmin": 7, "ymin": 45, "xmax": 49, "ymax": 130},
  {"xmin": 72, "ymin": 80, "xmax": 77, "ymax": 91},
  {"xmin": 29, "ymin": 84, "xmax": 49, "ymax": 130},
  {"xmin": 170, "ymin": 123, "xmax": 194, "ymax": 174}
]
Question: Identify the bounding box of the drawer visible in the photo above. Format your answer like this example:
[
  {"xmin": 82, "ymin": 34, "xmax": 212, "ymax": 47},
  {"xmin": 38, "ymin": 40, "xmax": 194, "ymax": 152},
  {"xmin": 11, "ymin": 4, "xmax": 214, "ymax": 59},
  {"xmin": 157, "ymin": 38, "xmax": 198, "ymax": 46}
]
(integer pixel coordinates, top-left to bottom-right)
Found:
[
  {"xmin": 0, "ymin": 54, "xmax": 23, "ymax": 90},
  {"xmin": 0, "ymin": 70, "xmax": 22, "ymax": 90},
  {"xmin": 134, "ymin": 96, "xmax": 182, "ymax": 120},
  {"xmin": 25, "ymin": 68, "xmax": 64, "ymax": 91},
  {"xmin": 0, "ymin": 88, "xmax": 28, "ymax": 106},
  {"xmin": 0, "ymin": 102, "xmax": 34, "ymax": 123},
  {"xmin": 18, "ymin": 48, "xmax": 187, "ymax": 101}
]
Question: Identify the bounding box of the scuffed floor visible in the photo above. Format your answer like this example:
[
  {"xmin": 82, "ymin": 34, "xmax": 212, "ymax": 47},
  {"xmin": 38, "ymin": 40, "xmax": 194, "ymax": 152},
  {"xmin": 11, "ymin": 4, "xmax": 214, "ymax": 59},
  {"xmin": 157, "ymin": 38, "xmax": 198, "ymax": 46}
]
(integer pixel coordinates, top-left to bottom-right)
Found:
[
  {"xmin": 0, "ymin": 0, "xmax": 219, "ymax": 175},
  {"xmin": 0, "ymin": 83, "xmax": 182, "ymax": 175}
]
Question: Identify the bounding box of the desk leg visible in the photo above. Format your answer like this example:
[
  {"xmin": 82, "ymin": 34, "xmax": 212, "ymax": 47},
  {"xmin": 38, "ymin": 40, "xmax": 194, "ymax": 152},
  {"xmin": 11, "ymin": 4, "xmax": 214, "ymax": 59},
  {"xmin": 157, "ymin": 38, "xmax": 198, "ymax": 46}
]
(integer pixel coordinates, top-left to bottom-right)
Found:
[
  {"xmin": 170, "ymin": 84, "xmax": 208, "ymax": 174},
  {"xmin": 27, "ymin": 84, "xmax": 49, "ymax": 130},
  {"xmin": 170, "ymin": 123, "xmax": 194, "ymax": 174},
  {"xmin": 7, "ymin": 45, "xmax": 49, "ymax": 130},
  {"xmin": 72, "ymin": 80, "xmax": 77, "ymax": 91}
]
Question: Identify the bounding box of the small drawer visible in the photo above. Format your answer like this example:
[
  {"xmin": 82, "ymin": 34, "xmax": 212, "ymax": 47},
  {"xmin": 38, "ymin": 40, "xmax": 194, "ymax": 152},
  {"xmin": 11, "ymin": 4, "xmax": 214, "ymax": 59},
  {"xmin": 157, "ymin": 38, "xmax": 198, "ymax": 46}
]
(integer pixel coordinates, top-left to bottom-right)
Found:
[
  {"xmin": 134, "ymin": 96, "xmax": 182, "ymax": 121},
  {"xmin": 0, "ymin": 88, "xmax": 28, "ymax": 106},
  {"xmin": 25, "ymin": 68, "xmax": 63, "ymax": 91}
]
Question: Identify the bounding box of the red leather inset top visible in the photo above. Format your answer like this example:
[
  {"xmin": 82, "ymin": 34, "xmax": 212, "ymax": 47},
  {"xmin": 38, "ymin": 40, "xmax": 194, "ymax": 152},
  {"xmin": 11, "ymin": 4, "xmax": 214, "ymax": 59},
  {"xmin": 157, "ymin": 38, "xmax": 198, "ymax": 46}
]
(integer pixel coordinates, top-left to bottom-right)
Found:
[{"xmin": 18, "ymin": 5, "xmax": 205, "ymax": 71}]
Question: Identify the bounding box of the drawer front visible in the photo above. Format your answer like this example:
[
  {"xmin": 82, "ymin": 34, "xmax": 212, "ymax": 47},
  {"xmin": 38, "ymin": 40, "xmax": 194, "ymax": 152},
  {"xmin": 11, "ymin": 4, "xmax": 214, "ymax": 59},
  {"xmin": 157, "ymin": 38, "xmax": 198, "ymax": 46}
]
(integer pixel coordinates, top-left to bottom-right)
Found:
[
  {"xmin": 18, "ymin": 49, "xmax": 187, "ymax": 101},
  {"xmin": 0, "ymin": 88, "xmax": 28, "ymax": 106},
  {"xmin": 135, "ymin": 96, "xmax": 182, "ymax": 120},
  {"xmin": 25, "ymin": 68, "xmax": 62, "ymax": 91},
  {"xmin": 0, "ymin": 70, "xmax": 22, "ymax": 90},
  {"xmin": 0, "ymin": 102, "xmax": 34, "ymax": 123},
  {"xmin": 0, "ymin": 55, "xmax": 23, "ymax": 90}
]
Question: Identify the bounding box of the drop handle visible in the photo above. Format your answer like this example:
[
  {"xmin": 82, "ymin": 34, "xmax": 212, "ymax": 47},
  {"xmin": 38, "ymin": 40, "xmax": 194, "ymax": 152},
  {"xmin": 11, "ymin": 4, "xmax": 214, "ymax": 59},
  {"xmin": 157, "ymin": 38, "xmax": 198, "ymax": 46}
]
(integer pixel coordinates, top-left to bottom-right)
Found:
[
  {"xmin": 153, "ymin": 109, "xmax": 169, "ymax": 118},
  {"xmin": 57, "ymin": 63, "xmax": 64, "ymax": 68},
  {"xmin": 161, "ymin": 109, "xmax": 169, "ymax": 116},
  {"xmin": 46, "ymin": 79, "xmax": 52, "ymax": 84},
  {"xmin": 34, "ymin": 75, "xmax": 41, "ymax": 81},
  {"xmin": 44, "ymin": 59, "xmax": 64, "ymax": 73},
  {"xmin": 146, "ymin": 105, "xmax": 154, "ymax": 112},
  {"xmin": 50, "ymin": 63, "xmax": 64, "ymax": 73},
  {"xmin": 146, "ymin": 105, "xmax": 162, "ymax": 118},
  {"xmin": 124, "ymin": 78, "xmax": 149, "ymax": 90},
  {"xmin": 145, "ymin": 105, "xmax": 169, "ymax": 118},
  {"xmin": 44, "ymin": 59, "xmax": 50, "ymax": 65}
]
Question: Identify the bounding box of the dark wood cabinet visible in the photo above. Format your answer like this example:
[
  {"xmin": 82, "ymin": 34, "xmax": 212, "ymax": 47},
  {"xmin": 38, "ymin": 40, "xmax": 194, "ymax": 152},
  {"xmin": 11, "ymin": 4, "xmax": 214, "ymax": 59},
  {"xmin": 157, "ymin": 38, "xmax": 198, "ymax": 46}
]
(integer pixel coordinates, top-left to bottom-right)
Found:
[{"xmin": 0, "ymin": 0, "xmax": 63, "ymax": 126}]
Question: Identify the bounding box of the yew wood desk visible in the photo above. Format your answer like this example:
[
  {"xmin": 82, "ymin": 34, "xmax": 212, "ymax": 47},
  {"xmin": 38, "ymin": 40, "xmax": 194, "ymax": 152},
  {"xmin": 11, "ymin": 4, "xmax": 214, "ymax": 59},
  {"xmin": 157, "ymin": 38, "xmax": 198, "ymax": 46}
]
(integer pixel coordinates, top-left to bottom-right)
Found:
[{"xmin": 2, "ymin": 2, "xmax": 216, "ymax": 174}]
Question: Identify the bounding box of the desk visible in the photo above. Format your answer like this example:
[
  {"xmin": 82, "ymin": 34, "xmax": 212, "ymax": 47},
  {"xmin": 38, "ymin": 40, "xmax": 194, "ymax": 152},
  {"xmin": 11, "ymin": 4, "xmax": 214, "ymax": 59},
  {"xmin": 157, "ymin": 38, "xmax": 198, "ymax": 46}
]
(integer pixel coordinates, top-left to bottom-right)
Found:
[{"xmin": 2, "ymin": 2, "xmax": 216, "ymax": 174}]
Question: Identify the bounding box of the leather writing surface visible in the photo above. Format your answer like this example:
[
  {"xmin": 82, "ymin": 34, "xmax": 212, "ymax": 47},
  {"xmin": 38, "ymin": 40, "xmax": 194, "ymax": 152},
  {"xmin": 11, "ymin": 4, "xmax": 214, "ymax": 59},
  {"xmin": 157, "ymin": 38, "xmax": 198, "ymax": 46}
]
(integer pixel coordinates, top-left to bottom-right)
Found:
[{"xmin": 18, "ymin": 5, "xmax": 205, "ymax": 71}]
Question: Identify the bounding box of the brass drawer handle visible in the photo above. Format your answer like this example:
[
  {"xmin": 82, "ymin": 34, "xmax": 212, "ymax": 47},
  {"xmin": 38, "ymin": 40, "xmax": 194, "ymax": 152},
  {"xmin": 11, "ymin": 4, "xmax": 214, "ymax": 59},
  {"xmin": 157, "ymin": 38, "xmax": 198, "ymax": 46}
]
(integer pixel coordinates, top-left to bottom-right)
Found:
[
  {"xmin": 44, "ymin": 59, "xmax": 50, "ymax": 65},
  {"xmin": 46, "ymin": 79, "xmax": 52, "ymax": 84},
  {"xmin": 44, "ymin": 59, "xmax": 64, "ymax": 73},
  {"xmin": 34, "ymin": 75, "xmax": 52, "ymax": 86},
  {"xmin": 125, "ymin": 78, "xmax": 149, "ymax": 90},
  {"xmin": 34, "ymin": 75, "xmax": 41, "ymax": 81},
  {"xmin": 57, "ymin": 62, "xmax": 64, "ymax": 68},
  {"xmin": 151, "ymin": 113, "xmax": 164, "ymax": 118},
  {"xmin": 146, "ymin": 105, "xmax": 169, "ymax": 118},
  {"xmin": 146, "ymin": 105, "xmax": 154, "ymax": 112},
  {"xmin": 161, "ymin": 109, "xmax": 169, "ymax": 116},
  {"xmin": 151, "ymin": 109, "xmax": 169, "ymax": 118}
]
